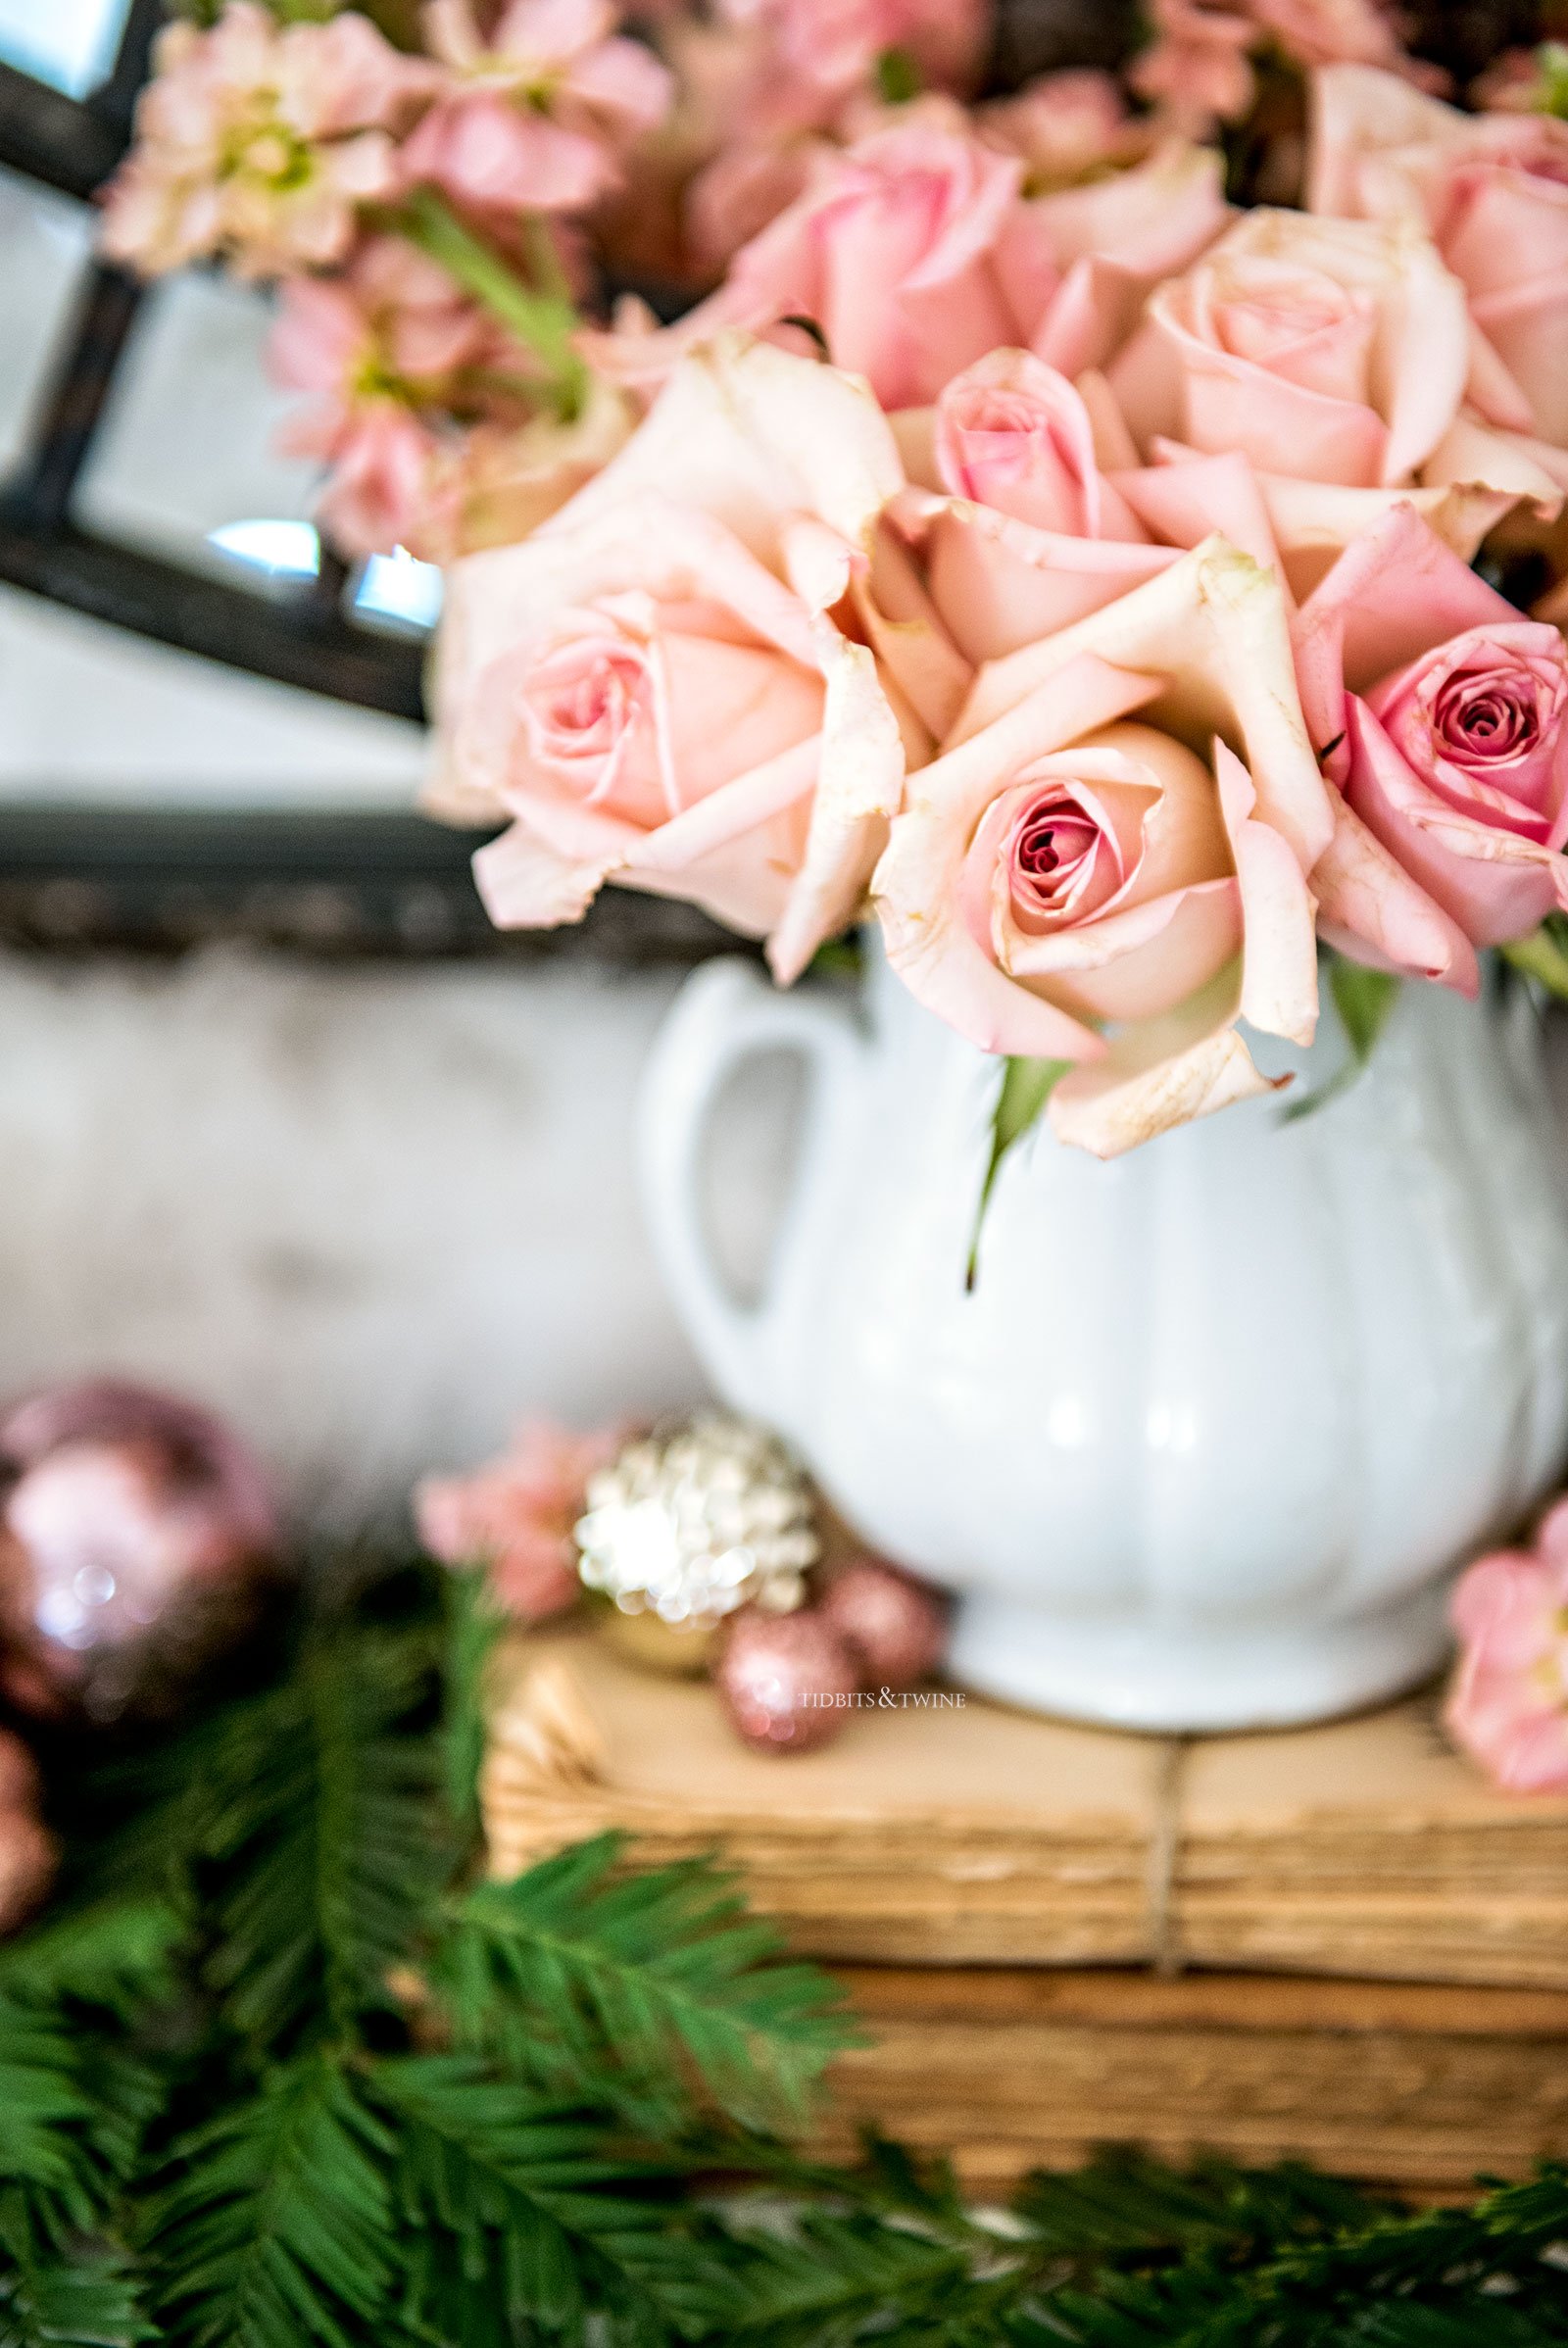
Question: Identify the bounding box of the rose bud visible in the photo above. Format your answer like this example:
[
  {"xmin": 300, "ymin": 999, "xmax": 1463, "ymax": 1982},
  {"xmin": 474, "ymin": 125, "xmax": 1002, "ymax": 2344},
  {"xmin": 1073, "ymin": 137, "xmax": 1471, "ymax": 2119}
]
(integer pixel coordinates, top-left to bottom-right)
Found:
[
  {"xmin": 715, "ymin": 1607, "xmax": 858, "ymax": 1753},
  {"xmin": 820, "ymin": 1557, "xmax": 949, "ymax": 1690},
  {"xmin": 0, "ymin": 1379, "xmax": 280, "ymax": 1725}
]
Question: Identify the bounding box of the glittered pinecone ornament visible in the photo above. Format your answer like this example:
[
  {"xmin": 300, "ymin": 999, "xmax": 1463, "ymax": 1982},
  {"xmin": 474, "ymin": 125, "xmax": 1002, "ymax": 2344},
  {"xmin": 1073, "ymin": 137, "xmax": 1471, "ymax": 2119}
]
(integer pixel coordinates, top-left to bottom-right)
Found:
[
  {"xmin": 0, "ymin": 1380, "xmax": 282, "ymax": 1726},
  {"xmin": 575, "ymin": 1415, "xmax": 818, "ymax": 1673},
  {"xmin": 820, "ymin": 1557, "xmax": 950, "ymax": 1690},
  {"xmin": 0, "ymin": 1729, "xmax": 54, "ymax": 1936},
  {"xmin": 716, "ymin": 1607, "xmax": 858, "ymax": 1753}
]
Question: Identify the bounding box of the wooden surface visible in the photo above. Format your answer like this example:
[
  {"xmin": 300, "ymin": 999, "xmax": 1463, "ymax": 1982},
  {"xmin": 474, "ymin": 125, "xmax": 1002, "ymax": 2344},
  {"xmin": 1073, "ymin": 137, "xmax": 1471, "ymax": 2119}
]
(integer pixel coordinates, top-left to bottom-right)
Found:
[
  {"xmin": 818, "ymin": 1966, "xmax": 1568, "ymax": 2195},
  {"xmin": 483, "ymin": 1628, "xmax": 1568, "ymax": 1986}
]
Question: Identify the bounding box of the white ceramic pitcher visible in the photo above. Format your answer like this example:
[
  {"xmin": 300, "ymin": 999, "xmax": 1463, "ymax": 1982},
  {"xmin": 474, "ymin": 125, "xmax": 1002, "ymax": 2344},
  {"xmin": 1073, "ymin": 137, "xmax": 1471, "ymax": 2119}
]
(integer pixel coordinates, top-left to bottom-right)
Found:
[{"xmin": 639, "ymin": 939, "xmax": 1568, "ymax": 1731}]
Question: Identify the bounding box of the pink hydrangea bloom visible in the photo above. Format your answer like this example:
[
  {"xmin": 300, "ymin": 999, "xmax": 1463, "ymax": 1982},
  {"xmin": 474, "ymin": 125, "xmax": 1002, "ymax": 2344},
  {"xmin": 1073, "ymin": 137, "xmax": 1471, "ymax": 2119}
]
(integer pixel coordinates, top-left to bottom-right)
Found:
[
  {"xmin": 415, "ymin": 1418, "xmax": 625, "ymax": 1622},
  {"xmin": 101, "ymin": 2, "xmax": 433, "ymax": 278},
  {"xmin": 400, "ymin": 0, "xmax": 673, "ymax": 216},
  {"xmin": 1446, "ymin": 1500, "xmax": 1568, "ymax": 1792}
]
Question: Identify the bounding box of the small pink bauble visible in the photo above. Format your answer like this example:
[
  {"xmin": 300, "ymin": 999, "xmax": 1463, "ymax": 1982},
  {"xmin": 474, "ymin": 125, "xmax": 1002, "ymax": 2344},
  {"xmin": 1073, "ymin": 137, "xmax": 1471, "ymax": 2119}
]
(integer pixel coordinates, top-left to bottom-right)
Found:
[
  {"xmin": 715, "ymin": 1608, "xmax": 858, "ymax": 1753},
  {"xmin": 0, "ymin": 1380, "xmax": 280, "ymax": 1724},
  {"xmin": 820, "ymin": 1557, "xmax": 949, "ymax": 1690}
]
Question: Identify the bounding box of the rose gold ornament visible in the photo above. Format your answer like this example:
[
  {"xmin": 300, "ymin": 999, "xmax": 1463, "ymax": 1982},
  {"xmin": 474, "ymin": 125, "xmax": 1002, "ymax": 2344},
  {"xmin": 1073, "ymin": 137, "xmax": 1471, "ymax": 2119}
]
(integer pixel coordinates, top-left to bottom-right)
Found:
[
  {"xmin": 0, "ymin": 1728, "xmax": 55, "ymax": 1935},
  {"xmin": 715, "ymin": 1607, "xmax": 857, "ymax": 1754},
  {"xmin": 820, "ymin": 1557, "xmax": 950, "ymax": 1691},
  {"xmin": 0, "ymin": 1380, "xmax": 280, "ymax": 1725}
]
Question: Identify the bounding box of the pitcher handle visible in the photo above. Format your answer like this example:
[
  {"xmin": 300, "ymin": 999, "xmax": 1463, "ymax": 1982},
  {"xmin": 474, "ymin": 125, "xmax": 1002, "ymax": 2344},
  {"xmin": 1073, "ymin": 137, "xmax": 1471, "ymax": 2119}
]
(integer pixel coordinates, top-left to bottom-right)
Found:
[{"xmin": 638, "ymin": 955, "xmax": 864, "ymax": 1424}]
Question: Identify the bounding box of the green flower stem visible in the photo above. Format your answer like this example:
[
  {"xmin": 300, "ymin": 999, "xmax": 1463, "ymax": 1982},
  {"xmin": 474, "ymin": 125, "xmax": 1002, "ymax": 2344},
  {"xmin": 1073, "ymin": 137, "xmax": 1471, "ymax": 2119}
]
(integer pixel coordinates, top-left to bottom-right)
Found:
[{"xmin": 395, "ymin": 185, "xmax": 587, "ymax": 419}]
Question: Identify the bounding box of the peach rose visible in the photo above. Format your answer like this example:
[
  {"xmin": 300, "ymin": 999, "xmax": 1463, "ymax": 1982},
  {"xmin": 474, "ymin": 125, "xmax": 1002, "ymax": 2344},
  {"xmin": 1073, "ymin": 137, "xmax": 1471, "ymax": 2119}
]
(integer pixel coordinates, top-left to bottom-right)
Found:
[
  {"xmin": 872, "ymin": 540, "xmax": 1331, "ymax": 1156},
  {"xmin": 1446, "ymin": 1498, "xmax": 1568, "ymax": 1794},
  {"xmin": 1292, "ymin": 502, "xmax": 1568, "ymax": 966},
  {"xmin": 1310, "ymin": 65, "xmax": 1568, "ymax": 467},
  {"xmin": 1111, "ymin": 207, "xmax": 1471, "ymax": 492},
  {"xmin": 431, "ymin": 336, "xmax": 914, "ymax": 982},
  {"xmin": 888, "ymin": 349, "xmax": 1179, "ymax": 662}
]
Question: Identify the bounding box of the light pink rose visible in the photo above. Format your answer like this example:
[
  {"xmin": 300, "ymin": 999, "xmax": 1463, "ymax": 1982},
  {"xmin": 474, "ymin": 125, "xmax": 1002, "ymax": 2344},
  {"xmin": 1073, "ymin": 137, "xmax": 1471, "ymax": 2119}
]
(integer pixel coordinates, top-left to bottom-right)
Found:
[
  {"xmin": 416, "ymin": 1417, "xmax": 622, "ymax": 1621},
  {"xmin": 1309, "ymin": 66, "xmax": 1568, "ymax": 464},
  {"xmin": 401, "ymin": 0, "xmax": 673, "ymax": 216},
  {"xmin": 873, "ymin": 540, "xmax": 1331, "ymax": 1156},
  {"xmin": 1446, "ymin": 1499, "xmax": 1568, "ymax": 1794},
  {"xmin": 888, "ymin": 350, "xmax": 1178, "ymax": 663},
  {"xmin": 101, "ymin": 3, "xmax": 431, "ymax": 278},
  {"xmin": 432, "ymin": 336, "xmax": 914, "ymax": 981},
  {"xmin": 1111, "ymin": 207, "xmax": 1472, "ymax": 494},
  {"xmin": 1292, "ymin": 502, "xmax": 1568, "ymax": 963}
]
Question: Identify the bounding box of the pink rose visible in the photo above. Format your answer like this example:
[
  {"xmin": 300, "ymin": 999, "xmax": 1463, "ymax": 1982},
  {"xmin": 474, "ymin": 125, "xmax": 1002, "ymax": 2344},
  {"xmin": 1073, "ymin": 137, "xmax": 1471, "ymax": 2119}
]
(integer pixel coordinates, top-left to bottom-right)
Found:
[
  {"xmin": 1310, "ymin": 65, "xmax": 1568, "ymax": 482},
  {"xmin": 1111, "ymin": 207, "xmax": 1471, "ymax": 492},
  {"xmin": 402, "ymin": 0, "xmax": 673, "ymax": 216},
  {"xmin": 432, "ymin": 336, "xmax": 912, "ymax": 981},
  {"xmin": 1292, "ymin": 503, "xmax": 1568, "ymax": 962},
  {"xmin": 591, "ymin": 116, "xmax": 1226, "ymax": 412},
  {"xmin": 102, "ymin": 2, "xmax": 431, "ymax": 278},
  {"xmin": 889, "ymin": 349, "xmax": 1178, "ymax": 662},
  {"xmin": 416, "ymin": 1418, "xmax": 622, "ymax": 1621},
  {"xmin": 1446, "ymin": 1499, "xmax": 1568, "ymax": 1794},
  {"xmin": 872, "ymin": 541, "xmax": 1331, "ymax": 1156},
  {"xmin": 718, "ymin": 0, "xmax": 987, "ymax": 107}
]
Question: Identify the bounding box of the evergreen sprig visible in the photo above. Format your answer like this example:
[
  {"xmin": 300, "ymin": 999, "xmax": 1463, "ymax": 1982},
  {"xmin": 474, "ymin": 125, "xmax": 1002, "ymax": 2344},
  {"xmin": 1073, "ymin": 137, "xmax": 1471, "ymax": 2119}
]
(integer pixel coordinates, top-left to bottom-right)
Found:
[{"xmin": 1, "ymin": 1556, "xmax": 1566, "ymax": 2346}]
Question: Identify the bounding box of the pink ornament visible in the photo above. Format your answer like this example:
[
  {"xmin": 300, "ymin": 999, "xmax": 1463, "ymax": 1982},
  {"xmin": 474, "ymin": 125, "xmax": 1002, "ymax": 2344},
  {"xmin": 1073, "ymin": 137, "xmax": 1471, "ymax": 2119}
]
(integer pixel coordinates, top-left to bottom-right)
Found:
[
  {"xmin": 820, "ymin": 1556, "xmax": 948, "ymax": 1689},
  {"xmin": 0, "ymin": 1730, "xmax": 54, "ymax": 1938},
  {"xmin": 716, "ymin": 1607, "xmax": 858, "ymax": 1752},
  {"xmin": 0, "ymin": 1380, "xmax": 280, "ymax": 1726}
]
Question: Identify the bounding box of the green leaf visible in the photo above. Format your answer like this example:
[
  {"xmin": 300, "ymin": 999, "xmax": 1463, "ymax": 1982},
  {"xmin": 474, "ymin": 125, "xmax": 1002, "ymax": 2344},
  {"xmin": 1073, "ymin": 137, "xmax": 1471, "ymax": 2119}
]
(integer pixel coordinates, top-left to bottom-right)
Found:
[
  {"xmin": 147, "ymin": 2051, "xmax": 396, "ymax": 2348},
  {"xmin": 1503, "ymin": 911, "xmax": 1568, "ymax": 1001},
  {"xmin": 968, "ymin": 1056, "xmax": 1069, "ymax": 1289},
  {"xmin": 435, "ymin": 1834, "xmax": 857, "ymax": 2131},
  {"xmin": 1282, "ymin": 954, "xmax": 1400, "ymax": 1124}
]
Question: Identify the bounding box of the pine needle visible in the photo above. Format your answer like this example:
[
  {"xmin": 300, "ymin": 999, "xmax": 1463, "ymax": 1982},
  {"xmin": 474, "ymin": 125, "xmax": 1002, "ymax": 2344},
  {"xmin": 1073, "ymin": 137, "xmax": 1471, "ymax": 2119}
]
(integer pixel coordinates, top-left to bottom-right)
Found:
[{"xmin": 435, "ymin": 1834, "xmax": 858, "ymax": 2130}]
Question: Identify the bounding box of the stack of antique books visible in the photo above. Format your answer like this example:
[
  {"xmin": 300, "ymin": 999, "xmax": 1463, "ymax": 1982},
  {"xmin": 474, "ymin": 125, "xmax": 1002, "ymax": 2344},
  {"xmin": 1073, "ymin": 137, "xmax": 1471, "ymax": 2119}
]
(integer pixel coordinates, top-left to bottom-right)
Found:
[{"xmin": 482, "ymin": 1629, "xmax": 1568, "ymax": 2193}]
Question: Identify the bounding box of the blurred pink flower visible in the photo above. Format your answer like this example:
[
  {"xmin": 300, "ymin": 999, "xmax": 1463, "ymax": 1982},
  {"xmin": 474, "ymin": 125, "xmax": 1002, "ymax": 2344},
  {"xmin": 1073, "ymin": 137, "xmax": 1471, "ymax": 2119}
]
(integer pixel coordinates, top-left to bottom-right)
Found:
[
  {"xmin": 416, "ymin": 1418, "xmax": 625, "ymax": 1621},
  {"xmin": 718, "ymin": 0, "xmax": 986, "ymax": 109},
  {"xmin": 1446, "ymin": 1501, "xmax": 1568, "ymax": 1792},
  {"xmin": 270, "ymin": 237, "xmax": 502, "ymax": 556},
  {"xmin": 1131, "ymin": 0, "xmax": 1256, "ymax": 129},
  {"xmin": 978, "ymin": 71, "xmax": 1154, "ymax": 189},
  {"xmin": 1132, "ymin": 0, "xmax": 1424, "ymax": 132},
  {"xmin": 400, "ymin": 0, "xmax": 673, "ymax": 215},
  {"xmin": 102, "ymin": 2, "xmax": 433, "ymax": 278}
]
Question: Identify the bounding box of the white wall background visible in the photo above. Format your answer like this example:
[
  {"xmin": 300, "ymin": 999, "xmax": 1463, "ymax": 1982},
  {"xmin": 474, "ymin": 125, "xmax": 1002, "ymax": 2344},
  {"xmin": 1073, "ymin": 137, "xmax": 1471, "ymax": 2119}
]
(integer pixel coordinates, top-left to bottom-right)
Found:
[{"xmin": 0, "ymin": 947, "xmax": 740, "ymax": 1526}]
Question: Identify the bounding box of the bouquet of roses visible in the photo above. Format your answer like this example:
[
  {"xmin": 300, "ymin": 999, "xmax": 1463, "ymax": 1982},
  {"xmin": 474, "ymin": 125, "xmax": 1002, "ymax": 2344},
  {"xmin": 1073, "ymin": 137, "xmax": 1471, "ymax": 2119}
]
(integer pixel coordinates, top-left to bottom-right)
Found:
[{"xmin": 104, "ymin": 0, "xmax": 1568, "ymax": 1164}]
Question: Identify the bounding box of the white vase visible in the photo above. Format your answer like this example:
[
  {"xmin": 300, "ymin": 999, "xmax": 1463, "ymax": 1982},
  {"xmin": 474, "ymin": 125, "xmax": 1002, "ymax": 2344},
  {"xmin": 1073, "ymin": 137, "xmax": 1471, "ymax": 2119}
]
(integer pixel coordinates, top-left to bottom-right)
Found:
[{"xmin": 638, "ymin": 940, "xmax": 1568, "ymax": 1732}]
